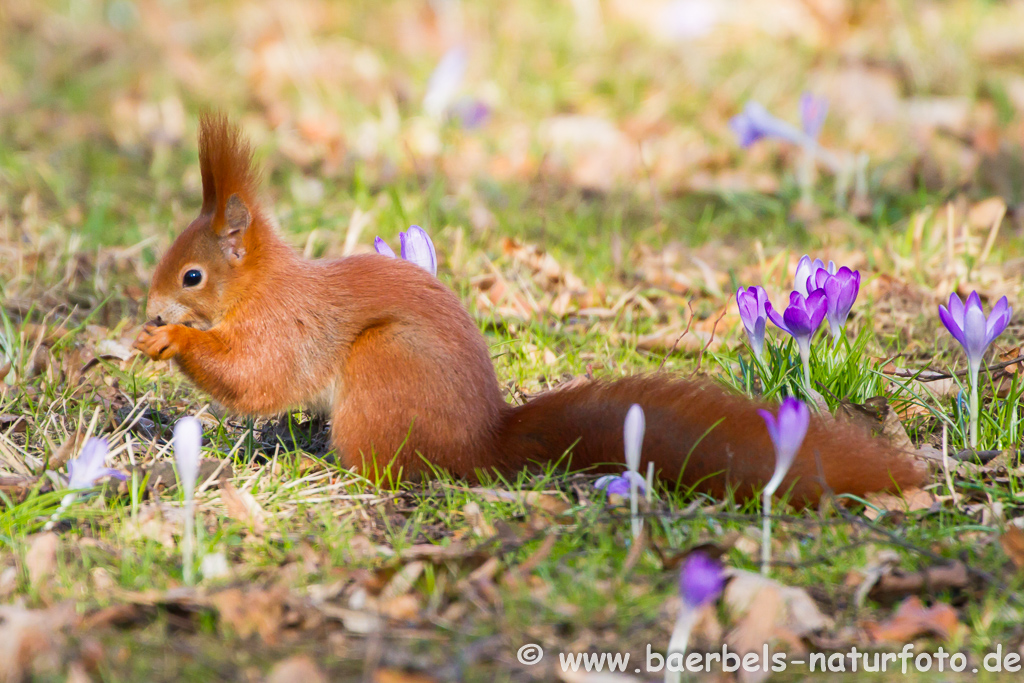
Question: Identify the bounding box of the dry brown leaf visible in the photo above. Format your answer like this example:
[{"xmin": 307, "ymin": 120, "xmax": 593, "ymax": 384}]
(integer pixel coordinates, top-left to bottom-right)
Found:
[
  {"xmin": 0, "ymin": 414, "xmax": 28, "ymax": 434},
  {"xmin": 380, "ymin": 561, "xmax": 424, "ymax": 602},
  {"xmin": 864, "ymin": 596, "xmax": 963, "ymax": 642},
  {"xmin": 1000, "ymin": 527, "xmax": 1024, "ymax": 570},
  {"xmin": 727, "ymin": 586, "xmax": 784, "ymax": 683},
  {"xmin": 266, "ymin": 655, "xmax": 327, "ymax": 683},
  {"xmin": 25, "ymin": 533, "xmax": 59, "ymax": 588},
  {"xmin": 210, "ymin": 586, "xmax": 287, "ymax": 644},
  {"xmin": 219, "ymin": 480, "xmax": 269, "ymax": 533},
  {"xmin": 866, "ymin": 561, "xmax": 970, "ymax": 604},
  {"xmin": 863, "ymin": 488, "xmax": 935, "ymax": 521},
  {"xmin": 65, "ymin": 660, "xmax": 92, "ymax": 683},
  {"xmin": 968, "ymin": 196, "xmax": 1007, "ymax": 229},
  {"xmin": 0, "ymin": 602, "xmax": 78, "ymax": 683},
  {"xmin": 724, "ymin": 569, "xmax": 828, "ymax": 643}
]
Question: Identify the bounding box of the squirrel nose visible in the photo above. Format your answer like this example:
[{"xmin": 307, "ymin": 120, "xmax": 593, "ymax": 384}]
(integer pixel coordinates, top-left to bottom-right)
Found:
[{"xmin": 152, "ymin": 315, "xmax": 165, "ymax": 326}]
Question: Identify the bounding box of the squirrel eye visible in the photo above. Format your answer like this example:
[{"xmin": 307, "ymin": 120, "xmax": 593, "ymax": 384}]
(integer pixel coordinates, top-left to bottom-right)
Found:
[{"xmin": 182, "ymin": 269, "xmax": 203, "ymax": 288}]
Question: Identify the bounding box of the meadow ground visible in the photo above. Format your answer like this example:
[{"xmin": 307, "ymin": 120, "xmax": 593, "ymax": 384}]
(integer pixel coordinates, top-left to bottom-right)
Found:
[{"xmin": 3, "ymin": 0, "xmax": 1024, "ymax": 680}]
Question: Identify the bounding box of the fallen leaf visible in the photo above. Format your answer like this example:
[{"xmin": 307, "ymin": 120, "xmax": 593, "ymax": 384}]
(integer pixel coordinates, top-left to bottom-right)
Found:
[
  {"xmin": 864, "ymin": 596, "xmax": 963, "ymax": 642},
  {"xmin": 25, "ymin": 533, "xmax": 59, "ymax": 588},
  {"xmin": 219, "ymin": 481, "xmax": 269, "ymax": 533},
  {"xmin": 94, "ymin": 339, "xmax": 134, "ymax": 361},
  {"xmin": 0, "ymin": 414, "xmax": 28, "ymax": 434},
  {"xmin": 1000, "ymin": 528, "xmax": 1024, "ymax": 570},
  {"xmin": 725, "ymin": 569, "xmax": 828, "ymax": 637},
  {"xmin": 0, "ymin": 603, "xmax": 78, "ymax": 683},
  {"xmin": 210, "ymin": 586, "xmax": 287, "ymax": 644},
  {"xmin": 866, "ymin": 561, "xmax": 970, "ymax": 604},
  {"xmin": 863, "ymin": 488, "xmax": 935, "ymax": 521},
  {"xmin": 266, "ymin": 655, "xmax": 327, "ymax": 683},
  {"xmin": 65, "ymin": 660, "xmax": 92, "ymax": 683}
]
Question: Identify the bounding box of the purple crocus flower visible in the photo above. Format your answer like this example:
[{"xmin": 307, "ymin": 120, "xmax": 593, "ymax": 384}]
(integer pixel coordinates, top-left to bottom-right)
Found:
[
  {"xmin": 766, "ymin": 291, "xmax": 827, "ymax": 352},
  {"xmin": 729, "ymin": 101, "xmax": 808, "ymax": 149},
  {"xmin": 794, "ymin": 255, "xmax": 835, "ymax": 297},
  {"xmin": 757, "ymin": 397, "xmax": 810, "ymax": 498},
  {"xmin": 811, "ymin": 266, "xmax": 861, "ymax": 337},
  {"xmin": 374, "ymin": 225, "xmax": 438, "ymax": 276},
  {"xmin": 758, "ymin": 397, "xmax": 809, "ymax": 575},
  {"xmin": 939, "ymin": 292, "xmax": 1012, "ymax": 372},
  {"xmin": 799, "ymin": 92, "xmax": 828, "ymax": 140},
  {"xmin": 736, "ymin": 286, "xmax": 769, "ymax": 359},
  {"xmin": 667, "ymin": 550, "xmax": 726, "ymax": 668},
  {"xmin": 449, "ymin": 98, "xmax": 491, "ymax": 130},
  {"xmin": 423, "ymin": 45, "xmax": 468, "ymax": 119},
  {"xmin": 594, "ymin": 470, "xmax": 647, "ymax": 497},
  {"xmin": 67, "ymin": 438, "xmax": 126, "ymax": 490},
  {"xmin": 767, "ymin": 291, "xmax": 826, "ymax": 391},
  {"xmin": 939, "ymin": 291, "xmax": 1012, "ymax": 449},
  {"xmin": 623, "ymin": 404, "xmax": 646, "ymax": 538},
  {"xmin": 679, "ymin": 552, "xmax": 725, "ymax": 609}
]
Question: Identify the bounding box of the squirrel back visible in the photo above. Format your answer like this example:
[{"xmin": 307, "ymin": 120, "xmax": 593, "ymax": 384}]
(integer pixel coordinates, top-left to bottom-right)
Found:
[{"xmin": 135, "ymin": 114, "xmax": 925, "ymax": 504}]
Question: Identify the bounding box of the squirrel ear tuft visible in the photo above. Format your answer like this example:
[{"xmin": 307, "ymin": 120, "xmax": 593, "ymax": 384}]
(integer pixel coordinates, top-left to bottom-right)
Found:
[{"xmin": 220, "ymin": 194, "xmax": 251, "ymax": 264}]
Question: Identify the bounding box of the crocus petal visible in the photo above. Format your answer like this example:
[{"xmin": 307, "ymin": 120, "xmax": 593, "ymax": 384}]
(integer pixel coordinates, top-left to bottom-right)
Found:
[
  {"xmin": 737, "ymin": 286, "xmax": 769, "ymax": 354},
  {"xmin": 173, "ymin": 416, "xmax": 203, "ymax": 499},
  {"xmin": 782, "ymin": 303, "xmax": 813, "ymax": 339},
  {"xmin": 423, "ymin": 45, "xmax": 467, "ymax": 119},
  {"xmin": 766, "ymin": 302, "xmax": 791, "ymax": 336},
  {"xmin": 596, "ymin": 471, "xmax": 647, "ymax": 497},
  {"xmin": 604, "ymin": 477, "xmax": 631, "ymax": 497},
  {"xmin": 794, "ymin": 255, "xmax": 813, "ymax": 297},
  {"xmin": 679, "ymin": 552, "xmax": 725, "ymax": 609},
  {"xmin": 729, "ymin": 101, "xmax": 807, "ymax": 148},
  {"xmin": 623, "ymin": 404, "xmax": 645, "ymax": 472},
  {"xmin": 67, "ymin": 438, "xmax": 125, "ymax": 489},
  {"xmin": 946, "ymin": 293, "xmax": 965, "ymax": 330},
  {"xmin": 938, "ymin": 304, "xmax": 967, "ymax": 349},
  {"xmin": 399, "ymin": 226, "xmax": 437, "ymax": 276},
  {"xmin": 751, "ymin": 316, "xmax": 766, "ymax": 357},
  {"xmin": 799, "ymin": 92, "xmax": 828, "ymax": 140},
  {"xmin": 962, "ymin": 300, "xmax": 990, "ymax": 366},
  {"xmin": 986, "ymin": 296, "xmax": 1012, "ymax": 346},
  {"xmin": 374, "ymin": 237, "xmax": 396, "ymax": 258},
  {"xmin": 728, "ymin": 111, "xmax": 763, "ymax": 148},
  {"xmin": 760, "ymin": 397, "xmax": 809, "ymax": 497},
  {"xmin": 449, "ymin": 97, "xmax": 491, "ymax": 129},
  {"xmin": 804, "ymin": 289, "xmax": 828, "ymax": 331}
]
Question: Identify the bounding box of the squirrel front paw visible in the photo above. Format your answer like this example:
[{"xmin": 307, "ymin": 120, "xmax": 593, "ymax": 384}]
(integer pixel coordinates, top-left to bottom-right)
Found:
[{"xmin": 134, "ymin": 323, "xmax": 183, "ymax": 361}]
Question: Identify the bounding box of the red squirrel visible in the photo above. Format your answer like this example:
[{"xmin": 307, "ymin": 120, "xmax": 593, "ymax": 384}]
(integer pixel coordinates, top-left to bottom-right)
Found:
[{"xmin": 133, "ymin": 114, "xmax": 925, "ymax": 503}]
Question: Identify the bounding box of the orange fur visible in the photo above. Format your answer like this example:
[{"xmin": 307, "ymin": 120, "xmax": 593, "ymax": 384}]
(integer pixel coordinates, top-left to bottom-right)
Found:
[{"xmin": 135, "ymin": 116, "xmax": 926, "ymax": 503}]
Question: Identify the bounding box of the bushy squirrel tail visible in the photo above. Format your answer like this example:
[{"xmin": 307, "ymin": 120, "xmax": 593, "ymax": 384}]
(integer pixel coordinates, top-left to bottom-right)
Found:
[{"xmin": 497, "ymin": 375, "xmax": 925, "ymax": 504}]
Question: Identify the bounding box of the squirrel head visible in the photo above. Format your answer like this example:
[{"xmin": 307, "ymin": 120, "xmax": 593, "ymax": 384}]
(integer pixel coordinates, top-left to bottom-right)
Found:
[{"xmin": 145, "ymin": 114, "xmax": 266, "ymax": 330}]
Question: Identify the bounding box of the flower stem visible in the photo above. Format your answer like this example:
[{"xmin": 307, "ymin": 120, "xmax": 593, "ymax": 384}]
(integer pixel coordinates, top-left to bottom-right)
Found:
[
  {"xmin": 665, "ymin": 607, "xmax": 700, "ymax": 683},
  {"xmin": 761, "ymin": 490, "xmax": 772, "ymax": 576},
  {"xmin": 969, "ymin": 362, "xmax": 980, "ymax": 450},
  {"xmin": 630, "ymin": 476, "xmax": 642, "ymax": 540},
  {"xmin": 183, "ymin": 497, "xmax": 195, "ymax": 585},
  {"xmin": 799, "ymin": 344, "xmax": 812, "ymax": 396}
]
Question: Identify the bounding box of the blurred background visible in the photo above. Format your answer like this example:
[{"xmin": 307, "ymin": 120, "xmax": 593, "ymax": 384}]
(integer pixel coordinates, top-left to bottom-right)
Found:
[{"xmin": 3, "ymin": 0, "xmax": 1024, "ymax": 336}]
